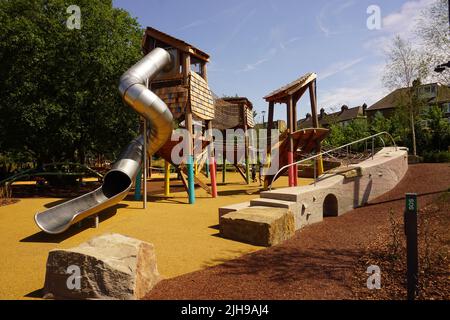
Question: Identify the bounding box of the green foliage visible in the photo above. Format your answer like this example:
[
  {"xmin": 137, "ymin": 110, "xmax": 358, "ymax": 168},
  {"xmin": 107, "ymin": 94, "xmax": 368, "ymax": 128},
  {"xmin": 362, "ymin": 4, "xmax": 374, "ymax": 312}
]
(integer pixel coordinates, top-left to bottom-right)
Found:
[
  {"xmin": 423, "ymin": 105, "xmax": 450, "ymax": 151},
  {"xmin": 423, "ymin": 151, "xmax": 450, "ymax": 163},
  {"xmin": 370, "ymin": 111, "xmax": 391, "ymax": 134},
  {"xmin": 323, "ymin": 118, "xmax": 369, "ymax": 149},
  {"xmin": 323, "ymin": 124, "xmax": 346, "ymax": 147},
  {"xmin": 0, "ymin": 0, "xmax": 143, "ymax": 165}
]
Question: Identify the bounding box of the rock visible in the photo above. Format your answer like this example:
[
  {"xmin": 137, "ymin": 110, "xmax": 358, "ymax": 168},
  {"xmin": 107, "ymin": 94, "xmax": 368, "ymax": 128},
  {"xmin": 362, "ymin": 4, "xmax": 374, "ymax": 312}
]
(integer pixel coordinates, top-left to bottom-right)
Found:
[
  {"xmin": 43, "ymin": 233, "xmax": 161, "ymax": 300},
  {"xmin": 220, "ymin": 207, "xmax": 295, "ymax": 247}
]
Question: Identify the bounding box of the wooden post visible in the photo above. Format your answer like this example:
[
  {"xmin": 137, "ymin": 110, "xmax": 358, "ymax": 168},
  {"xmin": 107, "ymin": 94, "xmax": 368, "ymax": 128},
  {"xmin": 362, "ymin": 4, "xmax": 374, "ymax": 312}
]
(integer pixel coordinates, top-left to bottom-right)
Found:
[
  {"xmin": 183, "ymin": 53, "xmax": 195, "ymax": 204},
  {"xmin": 287, "ymin": 96, "xmax": 295, "ymax": 187},
  {"xmin": 243, "ymin": 106, "xmax": 250, "ymax": 184},
  {"xmin": 309, "ymin": 81, "xmax": 319, "ymax": 128},
  {"xmin": 292, "ymin": 96, "xmax": 298, "ymax": 186},
  {"xmin": 201, "ymin": 62, "xmax": 208, "ymax": 83},
  {"xmin": 207, "ymin": 120, "xmax": 218, "ymax": 197},
  {"xmin": 309, "ymin": 80, "xmax": 323, "ymax": 176},
  {"xmin": 264, "ymin": 101, "xmax": 275, "ymax": 189},
  {"xmin": 404, "ymin": 193, "xmax": 419, "ymax": 300},
  {"xmin": 266, "ymin": 101, "xmax": 274, "ymax": 158},
  {"xmin": 222, "ymin": 130, "xmax": 227, "ymax": 184}
]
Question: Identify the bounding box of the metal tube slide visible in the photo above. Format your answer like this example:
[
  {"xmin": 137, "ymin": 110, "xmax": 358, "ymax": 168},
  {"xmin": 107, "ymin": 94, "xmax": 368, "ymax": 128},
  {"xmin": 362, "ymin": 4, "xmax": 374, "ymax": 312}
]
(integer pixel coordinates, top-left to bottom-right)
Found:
[{"xmin": 34, "ymin": 48, "xmax": 173, "ymax": 234}]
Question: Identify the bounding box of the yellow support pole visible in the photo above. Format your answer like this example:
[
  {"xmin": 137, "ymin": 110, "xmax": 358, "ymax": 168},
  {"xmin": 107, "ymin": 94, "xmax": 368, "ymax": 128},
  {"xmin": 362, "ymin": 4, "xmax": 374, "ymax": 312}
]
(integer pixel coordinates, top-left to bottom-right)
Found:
[
  {"xmin": 194, "ymin": 160, "xmax": 198, "ymax": 176},
  {"xmin": 317, "ymin": 154, "xmax": 324, "ymax": 176},
  {"xmin": 164, "ymin": 161, "xmax": 170, "ymax": 196}
]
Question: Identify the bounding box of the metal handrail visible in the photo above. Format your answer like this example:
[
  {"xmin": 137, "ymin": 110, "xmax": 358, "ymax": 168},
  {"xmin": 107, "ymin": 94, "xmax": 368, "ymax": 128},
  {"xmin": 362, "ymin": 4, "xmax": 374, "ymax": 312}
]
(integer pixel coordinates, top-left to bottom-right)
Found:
[{"xmin": 268, "ymin": 131, "xmax": 398, "ymax": 190}]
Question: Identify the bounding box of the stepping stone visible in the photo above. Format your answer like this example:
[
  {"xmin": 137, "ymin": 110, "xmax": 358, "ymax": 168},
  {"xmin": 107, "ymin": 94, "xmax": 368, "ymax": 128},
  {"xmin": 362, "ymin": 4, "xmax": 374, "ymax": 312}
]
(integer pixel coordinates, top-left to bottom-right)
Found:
[
  {"xmin": 260, "ymin": 188, "xmax": 301, "ymax": 202},
  {"xmin": 218, "ymin": 201, "xmax": 250, "ymax": 218},
  {"xmin": 220, "ymin": 207, "xmax": 295, "ymax": 247},
  {"xmin": 250, "ymin": 198, "xmax": 299, "ymax": 211}
]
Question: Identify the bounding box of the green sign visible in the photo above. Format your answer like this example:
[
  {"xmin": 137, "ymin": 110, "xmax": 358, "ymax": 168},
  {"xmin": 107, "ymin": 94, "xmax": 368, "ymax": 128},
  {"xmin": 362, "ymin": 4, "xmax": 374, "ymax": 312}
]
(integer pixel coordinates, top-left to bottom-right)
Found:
[{"xmin": 405, "ymin": 193, "xmax": 418, "ymax": 213}]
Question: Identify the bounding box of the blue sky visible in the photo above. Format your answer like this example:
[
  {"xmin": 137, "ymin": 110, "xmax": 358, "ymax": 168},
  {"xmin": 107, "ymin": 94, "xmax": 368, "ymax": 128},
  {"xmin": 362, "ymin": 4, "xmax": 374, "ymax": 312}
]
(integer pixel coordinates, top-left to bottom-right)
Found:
[{"xmin": 112, "ymin": 0, "xmax": 434, "ymax": 123}]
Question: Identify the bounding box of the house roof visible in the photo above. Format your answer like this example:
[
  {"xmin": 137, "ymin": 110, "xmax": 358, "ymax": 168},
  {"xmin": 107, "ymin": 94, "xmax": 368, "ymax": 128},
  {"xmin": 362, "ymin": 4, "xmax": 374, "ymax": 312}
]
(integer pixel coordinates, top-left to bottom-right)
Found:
[
  {"xmin": 367, "ymin": 83, "xmax": 450, "ymax": 111},
  {"xmin": 367, "ymin": 88, "xmax": 408, "ymax": 111},
  {"xmin": 264, "ymin": 73, "xmax": 316, "ymax": 103},
  {"xmin": 142, "ymin": 26, "xmax": 210, "ymax": 62},
  {"xmin": 298, "ymin": 105, "xmax": 365, "ymax": 128}
]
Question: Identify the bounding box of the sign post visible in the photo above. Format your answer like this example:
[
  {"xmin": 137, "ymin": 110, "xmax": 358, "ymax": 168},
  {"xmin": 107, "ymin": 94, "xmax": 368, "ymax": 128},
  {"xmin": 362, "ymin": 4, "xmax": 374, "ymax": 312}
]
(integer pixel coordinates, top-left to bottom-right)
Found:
[{"xmin": 404, "ymin": 193, "xmax": 418, "ymax": 300}]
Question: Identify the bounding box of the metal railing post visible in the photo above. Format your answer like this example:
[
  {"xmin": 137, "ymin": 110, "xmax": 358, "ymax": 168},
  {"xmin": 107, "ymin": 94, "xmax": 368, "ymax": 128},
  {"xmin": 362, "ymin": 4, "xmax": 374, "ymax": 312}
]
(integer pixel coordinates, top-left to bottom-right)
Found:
[
  {"xmin": 268, "ymin": 132, "xmax": 398, "ymax": 190},
  {"xmin": 372, "ymin": 137, "xmax": 374, "ymax": 160}
]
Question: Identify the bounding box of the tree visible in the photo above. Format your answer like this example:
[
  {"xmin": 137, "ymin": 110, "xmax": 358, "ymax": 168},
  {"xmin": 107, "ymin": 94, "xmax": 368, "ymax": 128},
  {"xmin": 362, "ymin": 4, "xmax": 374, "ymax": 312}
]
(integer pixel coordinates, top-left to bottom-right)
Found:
[
  {"xmin": 382, "ymin": 36, "xmax": 429, "ymax": 156},
  {"xmin": 416, "ymin": 0, "xmax": 450, "ymax": 85},
  {"xmin": 324, "ymin": 123, "xmax": 346, "ymax": 147},
  {"xmin": 370, "ymin": 111, "xmax": 391, "ymax": 134},
  {"xmin": 424, "ymin": 105, "xmax": 450, "ymax": 151},
  {"xmin": 0, "ymin": 0, "xmax": 143, "ymax": 166}
]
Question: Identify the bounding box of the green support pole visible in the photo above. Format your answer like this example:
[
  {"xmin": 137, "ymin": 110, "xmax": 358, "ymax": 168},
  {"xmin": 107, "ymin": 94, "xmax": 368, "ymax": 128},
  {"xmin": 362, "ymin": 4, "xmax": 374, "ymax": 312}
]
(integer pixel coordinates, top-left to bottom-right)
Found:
[
  {"xmin": 187, "ymin": 155, "xmax": 195, "ymax": 204},
  {"xmin": 134, "ymin": 167, "xmax": 142, "ymax": 201},
  {"xmin": 205, "ymin": 157, "xmax": 210, "ymax": 178}
]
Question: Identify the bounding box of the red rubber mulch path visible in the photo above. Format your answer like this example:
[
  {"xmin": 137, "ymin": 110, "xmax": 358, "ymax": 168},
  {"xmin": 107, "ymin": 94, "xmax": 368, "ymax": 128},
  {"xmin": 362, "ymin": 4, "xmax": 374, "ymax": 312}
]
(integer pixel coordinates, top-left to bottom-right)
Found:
[{"xmin": 144, "ymin": 163, "xmax": 450, "ymax": 300}]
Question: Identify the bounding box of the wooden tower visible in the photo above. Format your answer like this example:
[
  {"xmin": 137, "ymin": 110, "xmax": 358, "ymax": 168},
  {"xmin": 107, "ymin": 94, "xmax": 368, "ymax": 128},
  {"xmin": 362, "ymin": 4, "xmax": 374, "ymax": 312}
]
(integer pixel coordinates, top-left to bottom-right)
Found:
[{"xmin": 142, "ymin": 27, "xmax": 217, "ymax": 203}]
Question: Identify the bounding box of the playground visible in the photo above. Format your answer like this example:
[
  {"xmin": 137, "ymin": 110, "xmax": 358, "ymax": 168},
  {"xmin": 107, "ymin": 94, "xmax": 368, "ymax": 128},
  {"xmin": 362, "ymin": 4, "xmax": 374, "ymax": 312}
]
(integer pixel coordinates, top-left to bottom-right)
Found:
[{"xmin": 0, "ymin": 172, "xmax": 305, "ymax": 299}]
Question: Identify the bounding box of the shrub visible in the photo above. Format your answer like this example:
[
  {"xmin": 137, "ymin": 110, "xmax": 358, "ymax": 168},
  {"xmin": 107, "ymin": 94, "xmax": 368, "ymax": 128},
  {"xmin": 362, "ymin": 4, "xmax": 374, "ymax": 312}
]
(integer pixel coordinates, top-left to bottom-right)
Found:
[{"xmin": 423, "ymin": 151, "xmax": 450, "ymax": 163}]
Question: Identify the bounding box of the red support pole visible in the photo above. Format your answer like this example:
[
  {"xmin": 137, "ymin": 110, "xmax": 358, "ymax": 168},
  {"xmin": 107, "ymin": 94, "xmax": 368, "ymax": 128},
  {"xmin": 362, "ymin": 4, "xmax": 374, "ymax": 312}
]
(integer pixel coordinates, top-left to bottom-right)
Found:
[
  {"xmin": 209, "ymin": 156, "xmax": 218, "ymax": 198},
  {"xmin": 287, "ymin": 151, "xmax": 294, "ymax": 187},
  {"xmin": 293, "ymin": 163, "xmax": 298, "ymax": 186}
]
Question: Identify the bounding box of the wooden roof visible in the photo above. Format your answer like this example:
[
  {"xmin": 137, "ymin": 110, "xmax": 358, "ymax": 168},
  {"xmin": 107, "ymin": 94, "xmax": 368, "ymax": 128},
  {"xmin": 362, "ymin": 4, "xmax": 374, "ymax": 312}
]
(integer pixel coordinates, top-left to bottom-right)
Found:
[
  {"xmin": 142, "ymin": 26, "xmax": 210, "ymax": 62},
  {"xmin": 222, "ymin": 97, "xmax": 254, "ymax": 110},
  {"xmin": 264, "ymin": 73, "xmax": 316, "ymax": 103},
  {"xmin": 190, "ymin": 71, "xmax": 214, "ymax": 120}
]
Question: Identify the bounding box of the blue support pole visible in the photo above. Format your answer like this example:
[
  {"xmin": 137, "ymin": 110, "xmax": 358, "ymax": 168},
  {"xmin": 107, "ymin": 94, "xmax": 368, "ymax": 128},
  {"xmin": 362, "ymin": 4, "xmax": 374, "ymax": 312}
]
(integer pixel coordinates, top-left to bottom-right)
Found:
[
  {"xmin": 134, "ymin": 167, "xmax": 142, "ymax": 201},
  {"xmin": 187, "ymin": 155, "xmax": 196, "ymax": 204}
]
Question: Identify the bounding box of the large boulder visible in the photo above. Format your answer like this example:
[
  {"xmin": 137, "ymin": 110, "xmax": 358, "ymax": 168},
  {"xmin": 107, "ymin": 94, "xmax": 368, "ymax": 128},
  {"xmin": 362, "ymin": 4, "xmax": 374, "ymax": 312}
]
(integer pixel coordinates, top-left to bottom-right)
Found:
[
  {"xmin": 220, "ymin": 207, "xmax": 295, "ymax": 246},
  {"xmin": 43, "ymin": 233, "xmax": 161, "ymax": 300}
]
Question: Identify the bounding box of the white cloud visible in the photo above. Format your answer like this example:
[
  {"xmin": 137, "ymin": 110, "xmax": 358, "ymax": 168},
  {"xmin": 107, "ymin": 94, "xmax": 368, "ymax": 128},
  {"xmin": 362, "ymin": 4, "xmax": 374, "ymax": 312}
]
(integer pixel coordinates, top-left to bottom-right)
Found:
[
  {"xmin": 242, "ymin": 58, "xmax": 270, "ymax": 72},
  {"xmin": 316, "ymin": 0, "xmax": 356, "ymax": 37},
  {"xmin": 364, "ymin": 0, "xmax": 435, "ymax": 53},
  {"xmin": 318, "ymin": 57, "xmax": 365, "ymax": 81},
  {"xmin": 382, "ymin": 0, "xmax": 434, "ymax": 38},
  {"xmin": 237, "ymin": 47, "xmax": 278, "ymax": 73},
  {"xmin": 318, "ymin": 63, "xmax": 388, "ymax": 110}
]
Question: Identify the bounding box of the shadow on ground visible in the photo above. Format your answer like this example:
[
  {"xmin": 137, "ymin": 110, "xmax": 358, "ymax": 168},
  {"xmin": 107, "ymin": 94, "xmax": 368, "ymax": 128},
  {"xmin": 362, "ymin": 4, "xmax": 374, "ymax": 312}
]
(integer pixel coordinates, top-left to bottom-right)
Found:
[{"xmin": 20, "ymin": 204, "xmax": 127, "ymax": 243}]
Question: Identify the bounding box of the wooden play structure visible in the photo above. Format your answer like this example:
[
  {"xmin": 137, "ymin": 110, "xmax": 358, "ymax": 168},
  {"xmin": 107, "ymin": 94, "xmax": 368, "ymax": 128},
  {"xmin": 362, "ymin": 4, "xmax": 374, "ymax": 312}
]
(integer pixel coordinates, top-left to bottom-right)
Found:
[
  {"xmin": 263, "ymin": 73, "xmax": 329, "ymax": 188},
  {"xmin": 212, "ymin": 97, "xmax": 255, "ymax": 184},
  {"xmin": 141, "ymin": 27, "xmax": 218, "ymax": 203}
]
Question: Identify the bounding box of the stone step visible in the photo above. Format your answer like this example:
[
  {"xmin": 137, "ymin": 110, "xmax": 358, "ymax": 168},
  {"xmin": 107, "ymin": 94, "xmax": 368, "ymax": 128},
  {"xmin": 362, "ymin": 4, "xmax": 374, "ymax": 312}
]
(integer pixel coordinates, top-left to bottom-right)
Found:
[
  {"xmin": 218, "ymin": 201, "xmax": 251, "ymax": 218},
  {"xmin": 260, "ymin": 189, "xmax": 300, "ymax": 202},
  {"xmin": 220, "ymin": 206, "xmax": 295, "ymax": 247},
  {"xmin": 250, "ymin": 198, "xmax": 298, "ymax": 211}
]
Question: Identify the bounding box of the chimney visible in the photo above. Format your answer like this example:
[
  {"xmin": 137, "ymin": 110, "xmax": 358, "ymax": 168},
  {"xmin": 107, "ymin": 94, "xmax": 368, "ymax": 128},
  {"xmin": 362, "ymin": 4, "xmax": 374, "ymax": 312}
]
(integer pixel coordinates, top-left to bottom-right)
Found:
[
  {"xmin": 320, "ymin": 108, "xmax": 325, "ymax": 118},
  {"xmin": 341, "ymin": 105, "xmax": 349, "ymax": 112},
  {"xmin": 362, "ymin": 103, "xmax": 367, "ymax": 116}
]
